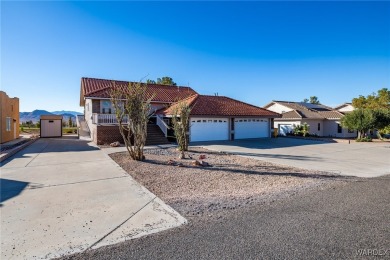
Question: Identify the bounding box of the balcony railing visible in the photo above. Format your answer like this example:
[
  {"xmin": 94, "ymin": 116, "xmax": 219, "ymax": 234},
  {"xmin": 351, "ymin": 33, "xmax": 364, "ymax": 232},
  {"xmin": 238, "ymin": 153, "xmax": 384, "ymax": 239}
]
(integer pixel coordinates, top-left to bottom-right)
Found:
[{"xmin": 92, "ymin": 113, "xmax": 128, "ymax": 124}]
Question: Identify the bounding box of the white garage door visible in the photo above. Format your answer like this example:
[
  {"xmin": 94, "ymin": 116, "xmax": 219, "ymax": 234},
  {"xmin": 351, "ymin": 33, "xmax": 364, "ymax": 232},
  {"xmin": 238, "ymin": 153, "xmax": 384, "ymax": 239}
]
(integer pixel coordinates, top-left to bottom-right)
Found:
[
  {"xmin": 278, "ymin": 124, "xmax": 293, "ymax": 136},
  {"xmin": 41, "ymin": 119, "xmax": 62, "ymax": 137},
  {"xmin": 190, "ymin": 118, "xmax": 229, "ymax": 142},
  {"xmin": 235, "ymin": 118, "xmax": 269, "ymax": 139}
]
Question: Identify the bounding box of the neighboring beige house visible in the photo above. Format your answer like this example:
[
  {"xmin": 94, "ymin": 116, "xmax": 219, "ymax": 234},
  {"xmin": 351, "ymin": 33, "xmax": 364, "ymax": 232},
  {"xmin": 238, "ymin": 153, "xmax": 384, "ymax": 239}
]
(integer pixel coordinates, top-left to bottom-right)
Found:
[
  {"xmin": 264, "ymin": 101, "xmax": 357, "ymax": 138},
  {"xmin": 0, "ymin": 91, "xmax": 20, "ymax": 143},
  {"xmin": 334, "ymin": 103, "xmax": 354, "ymax": 113}
]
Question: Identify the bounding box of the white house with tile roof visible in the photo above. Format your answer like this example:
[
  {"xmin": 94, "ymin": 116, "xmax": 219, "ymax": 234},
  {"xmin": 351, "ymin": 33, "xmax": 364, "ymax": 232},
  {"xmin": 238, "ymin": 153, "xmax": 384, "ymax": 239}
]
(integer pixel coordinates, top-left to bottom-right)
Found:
[
  {"xmin": 264, "ymin": 101, "xmax": 357, "ymax": 138},
  {"xmin": 79, "ymin": 77, "xmax": 280, "ymax": 144},
  {"xmin": 158, "ymin": 94, "xmax": 280, "ymax": 142}
]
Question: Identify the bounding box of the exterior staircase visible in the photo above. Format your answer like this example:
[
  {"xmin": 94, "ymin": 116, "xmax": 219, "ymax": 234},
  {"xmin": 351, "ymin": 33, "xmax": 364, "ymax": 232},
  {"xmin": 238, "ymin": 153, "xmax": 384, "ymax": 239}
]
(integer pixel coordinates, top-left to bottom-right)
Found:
[{"xmin": 146, "ymin": 124, "xmax": 171, "ymax": 145}]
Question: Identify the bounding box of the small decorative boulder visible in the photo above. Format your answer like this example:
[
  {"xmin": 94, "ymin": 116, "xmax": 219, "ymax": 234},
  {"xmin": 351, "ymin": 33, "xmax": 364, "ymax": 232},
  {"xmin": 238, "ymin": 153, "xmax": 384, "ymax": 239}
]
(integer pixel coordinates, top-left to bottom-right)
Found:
[
  {"xmin": 200, "ymin": 161, "xmax": 210, "ymax": 167},
  {"xmin": 199, "ymin": 154, "xmax": 206, "ymax": 160},
  {"xmin": 167, "ymin": 159, "xmax": 176, "ymax": 165},
  {"xmin": 110, "ymin": 141, "xmax": 120, "ymax": 147},
  {"xmin": 192, "ymin": 160, "xmax": 202, "ymax": 166}
]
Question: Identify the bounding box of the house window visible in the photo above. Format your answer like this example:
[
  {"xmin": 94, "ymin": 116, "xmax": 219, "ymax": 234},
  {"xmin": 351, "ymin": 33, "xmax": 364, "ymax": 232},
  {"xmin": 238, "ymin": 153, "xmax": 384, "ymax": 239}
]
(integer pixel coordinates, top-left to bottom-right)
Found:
[
  {"xmin": 101, "ymin": 100, "xmax": 113, "ymax": 114},
  {"xmin": 318, "ymin": 123, "xmax": 321, "ymax": 131},
  {"xmin": 6, "ymin": 117, "xmax": 11, "ymax": 131},
  {"xmin": 337, "ymin": 124, "xmax": 342, "ymax": 133}
]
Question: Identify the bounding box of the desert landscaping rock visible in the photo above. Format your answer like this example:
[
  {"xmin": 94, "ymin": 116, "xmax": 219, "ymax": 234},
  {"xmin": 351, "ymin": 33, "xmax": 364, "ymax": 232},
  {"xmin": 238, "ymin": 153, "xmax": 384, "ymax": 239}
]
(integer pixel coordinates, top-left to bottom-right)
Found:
[{"xmin": 110, "ymin": 147, "xmax": 353, "ymax": 218}]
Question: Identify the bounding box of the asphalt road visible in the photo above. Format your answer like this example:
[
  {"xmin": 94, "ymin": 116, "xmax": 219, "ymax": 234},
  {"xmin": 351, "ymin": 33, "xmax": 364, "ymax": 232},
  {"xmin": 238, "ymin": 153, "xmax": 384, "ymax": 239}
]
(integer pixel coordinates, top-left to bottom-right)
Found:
[{"xmin": 62, "ymin": 175, "xmax": 390, "ymax": 260}]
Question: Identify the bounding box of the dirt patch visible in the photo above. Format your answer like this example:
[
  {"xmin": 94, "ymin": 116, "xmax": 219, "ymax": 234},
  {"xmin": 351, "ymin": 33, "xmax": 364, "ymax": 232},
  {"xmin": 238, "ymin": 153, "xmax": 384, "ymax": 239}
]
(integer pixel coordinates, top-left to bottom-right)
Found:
[{"xmin": 110, "ymin": 147, "xmax": 352, "ymax": 218}]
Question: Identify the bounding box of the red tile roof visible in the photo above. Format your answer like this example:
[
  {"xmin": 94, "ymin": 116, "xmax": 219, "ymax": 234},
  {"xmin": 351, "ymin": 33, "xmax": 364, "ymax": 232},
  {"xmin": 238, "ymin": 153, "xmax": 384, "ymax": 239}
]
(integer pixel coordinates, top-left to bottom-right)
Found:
[
  {"xmin": 80, "ymin": 77, "xmax": 197, "ymax": 105},
  {"xmin": 158, "ymin": 94, "xmax": 280, "ymax": 117}
]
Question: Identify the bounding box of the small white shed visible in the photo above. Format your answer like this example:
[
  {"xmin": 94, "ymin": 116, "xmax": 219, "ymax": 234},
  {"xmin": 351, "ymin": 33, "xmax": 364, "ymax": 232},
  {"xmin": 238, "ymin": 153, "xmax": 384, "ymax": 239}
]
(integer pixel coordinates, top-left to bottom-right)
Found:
[{"xmin": 40, "ymin": 115, "xmax": 63, "ymax": 138}]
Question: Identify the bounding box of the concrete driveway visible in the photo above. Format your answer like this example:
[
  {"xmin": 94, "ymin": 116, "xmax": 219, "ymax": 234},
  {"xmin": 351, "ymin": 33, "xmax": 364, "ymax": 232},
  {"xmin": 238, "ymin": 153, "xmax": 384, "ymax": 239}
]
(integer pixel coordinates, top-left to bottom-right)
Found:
[
  {"xmin": 196, "ymin": 138, "xmax": 390, "ymax": 178},
  {"xmin": 0, "ymin": 137, "xmax": 186, "ymax": 259}
]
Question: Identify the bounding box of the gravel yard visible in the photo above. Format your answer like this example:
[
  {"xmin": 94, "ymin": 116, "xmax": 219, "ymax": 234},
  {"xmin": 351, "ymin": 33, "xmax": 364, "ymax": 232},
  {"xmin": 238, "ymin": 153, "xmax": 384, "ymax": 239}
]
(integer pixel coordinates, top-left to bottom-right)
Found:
[{"xmin": 110, "ymin": 147, "xmax": 352, "ymax": 218}]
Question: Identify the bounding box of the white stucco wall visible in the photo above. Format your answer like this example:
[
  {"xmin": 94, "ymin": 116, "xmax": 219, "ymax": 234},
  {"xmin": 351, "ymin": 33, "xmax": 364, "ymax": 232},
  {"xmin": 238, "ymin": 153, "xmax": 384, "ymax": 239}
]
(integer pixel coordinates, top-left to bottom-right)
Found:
[
  {"xmin": 337, "ymin": 104, "xmax": 354, "ymax": 113},
  {"xmin": 266, "ymin": 103, "xmax": 293, "ymax": 114},
  {"xmin": 84, "ymin": 99, "xmax": 93, "ymax": 129},
  {"xmin": 323, "ymin": 120, "xmax": 357, "ymax": 138},
  {"xmin": 84, "ymin": 98, "xmax": 97, "ymax": 142},
  {"xmin": 304, "ymin": 119, "xmax": 324, "ymax": 136}
]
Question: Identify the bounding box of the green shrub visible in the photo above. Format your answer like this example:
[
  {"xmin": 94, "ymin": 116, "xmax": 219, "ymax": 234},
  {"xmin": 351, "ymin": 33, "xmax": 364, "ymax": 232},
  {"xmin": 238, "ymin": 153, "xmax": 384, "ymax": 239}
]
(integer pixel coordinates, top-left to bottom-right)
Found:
[{"xmin": 356, "ymin": 137, "xmax": 372, "ymax": 142}]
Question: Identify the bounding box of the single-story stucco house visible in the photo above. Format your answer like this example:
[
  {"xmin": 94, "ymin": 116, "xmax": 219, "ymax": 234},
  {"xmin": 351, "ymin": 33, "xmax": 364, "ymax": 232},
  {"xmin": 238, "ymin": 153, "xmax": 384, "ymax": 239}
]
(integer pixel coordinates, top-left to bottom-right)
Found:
[
  {"xmin": 158, "ymin": 94, "xmax": 280, "ymax": 142},
  {"xmin": 78, "ymin": 77, "xmax": 280, "ymax": 144},
  {"xmin": 264, "ymin": 100, "xmax": 357, "ymax": 138}
]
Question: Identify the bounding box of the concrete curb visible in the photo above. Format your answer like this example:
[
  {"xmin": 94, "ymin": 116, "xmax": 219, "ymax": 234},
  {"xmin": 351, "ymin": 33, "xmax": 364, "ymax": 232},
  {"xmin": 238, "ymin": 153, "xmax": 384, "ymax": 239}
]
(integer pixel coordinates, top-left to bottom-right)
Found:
[
  {"xmin": 280, "ymin": 136, "xmax": 354, "ymax": 143},
  {"xmin": 0, "ymin": 138, "xmax": 39, "ymax": 163}
]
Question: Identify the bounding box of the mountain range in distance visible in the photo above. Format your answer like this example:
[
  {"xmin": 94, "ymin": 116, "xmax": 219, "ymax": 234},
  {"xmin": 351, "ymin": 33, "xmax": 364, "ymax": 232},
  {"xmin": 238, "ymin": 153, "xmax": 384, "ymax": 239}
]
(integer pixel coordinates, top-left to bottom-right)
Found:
[{"xmin": 20, "ymin": 110, "xmax": 83, "ymax": 123}]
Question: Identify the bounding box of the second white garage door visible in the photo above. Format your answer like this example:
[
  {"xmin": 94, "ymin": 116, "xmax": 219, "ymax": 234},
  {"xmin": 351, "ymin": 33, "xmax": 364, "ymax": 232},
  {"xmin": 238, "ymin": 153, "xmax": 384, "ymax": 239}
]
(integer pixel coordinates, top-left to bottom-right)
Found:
[
  {"xmin": 235, "ymin": 118, "xmax": 269, "ymax": 139},
  {"xmin": 190, "ymin": 118, "xmax": 229, "ymax": 142}
]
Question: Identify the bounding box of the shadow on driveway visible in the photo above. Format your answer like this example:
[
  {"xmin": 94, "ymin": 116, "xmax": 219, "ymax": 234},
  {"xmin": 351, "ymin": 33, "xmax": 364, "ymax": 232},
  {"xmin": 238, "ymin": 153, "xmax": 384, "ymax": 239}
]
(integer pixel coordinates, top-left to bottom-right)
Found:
[
  {"xmin": 0, "ymin": 178, "xmax": 29, "ymax": 205},
  {"xmin": 191, "ymin": 138, "xmax": 327, "ymax": 150}
]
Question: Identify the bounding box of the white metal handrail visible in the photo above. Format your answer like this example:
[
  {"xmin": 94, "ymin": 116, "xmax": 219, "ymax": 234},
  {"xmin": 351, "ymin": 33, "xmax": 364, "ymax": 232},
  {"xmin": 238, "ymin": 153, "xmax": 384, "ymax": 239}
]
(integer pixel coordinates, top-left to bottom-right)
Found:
[
  {"xmin": 92, "ymin": 113, "xmax": 128, "ymax": 124},
  {"xmin": 156, "ymin": 114, "xmax": 169, "ymax": 137}
]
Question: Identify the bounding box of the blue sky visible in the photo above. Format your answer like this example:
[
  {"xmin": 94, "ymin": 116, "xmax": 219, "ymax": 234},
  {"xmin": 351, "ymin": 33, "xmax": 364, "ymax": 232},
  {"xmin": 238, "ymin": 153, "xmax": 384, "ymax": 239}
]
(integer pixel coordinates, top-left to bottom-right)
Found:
[{"xmin": 2, "ymin": 1, "xmax": 389, "ymax": 112}]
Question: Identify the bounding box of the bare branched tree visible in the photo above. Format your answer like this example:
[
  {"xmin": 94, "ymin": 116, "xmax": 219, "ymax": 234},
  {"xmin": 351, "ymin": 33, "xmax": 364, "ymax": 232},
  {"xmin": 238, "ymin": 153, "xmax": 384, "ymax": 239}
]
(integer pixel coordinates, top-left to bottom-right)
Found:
[
  {"xmin": 171, "ymin": 101, "xmax": 191, "ymax": 159},
  {"xmin": 110, "ymin": 81, "xmax": 152, "ymax": 161}
]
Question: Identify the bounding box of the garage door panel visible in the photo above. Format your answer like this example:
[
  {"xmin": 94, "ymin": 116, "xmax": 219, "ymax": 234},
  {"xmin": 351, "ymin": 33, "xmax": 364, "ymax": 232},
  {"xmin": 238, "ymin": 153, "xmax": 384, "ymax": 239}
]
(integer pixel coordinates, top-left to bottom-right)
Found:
[
  {"xmin": 235, "ymin": 118, "xmax": 268, "ymax": 139},
  {"xmin": 190, "ymin": 118, "xmax": 228, "ymax": 142}
]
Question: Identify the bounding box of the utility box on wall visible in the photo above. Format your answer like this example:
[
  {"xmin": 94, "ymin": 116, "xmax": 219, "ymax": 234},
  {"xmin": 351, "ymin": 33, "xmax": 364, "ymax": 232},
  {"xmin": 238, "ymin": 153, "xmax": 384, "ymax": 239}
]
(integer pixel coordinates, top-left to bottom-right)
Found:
[{"xmin": 40, "ymin": 115, "xmax": 63, "ymax": 138}]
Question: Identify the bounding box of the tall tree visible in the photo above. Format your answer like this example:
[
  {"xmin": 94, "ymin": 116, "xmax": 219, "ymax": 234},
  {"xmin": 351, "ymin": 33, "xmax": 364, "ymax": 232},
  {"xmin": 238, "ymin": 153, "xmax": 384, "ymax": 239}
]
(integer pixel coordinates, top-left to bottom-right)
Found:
[
  {"xmin": 352, "ymin": 88, "xmax": 390, "ymax": 109},
  {"xmin": 302, "ymin": 96, "xmax": 320, "ymax": 104},
  {"xmin": 146, "ymin": 77, "xmax": 177, "ymax": 86},
  {"xmin": 157, "ymin": 77, "xmax": 177, "ymax": 85},
  {"xmin": 110, "ymin": 81, "xmax": 152, "ymax": 161},
  {"xmin": 309, "ymin": 96, "xmax": 320, "ymax": 104},
  {"xmin": 341, "ymin": 109, "xmax": 375, "ymax": 139}
]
